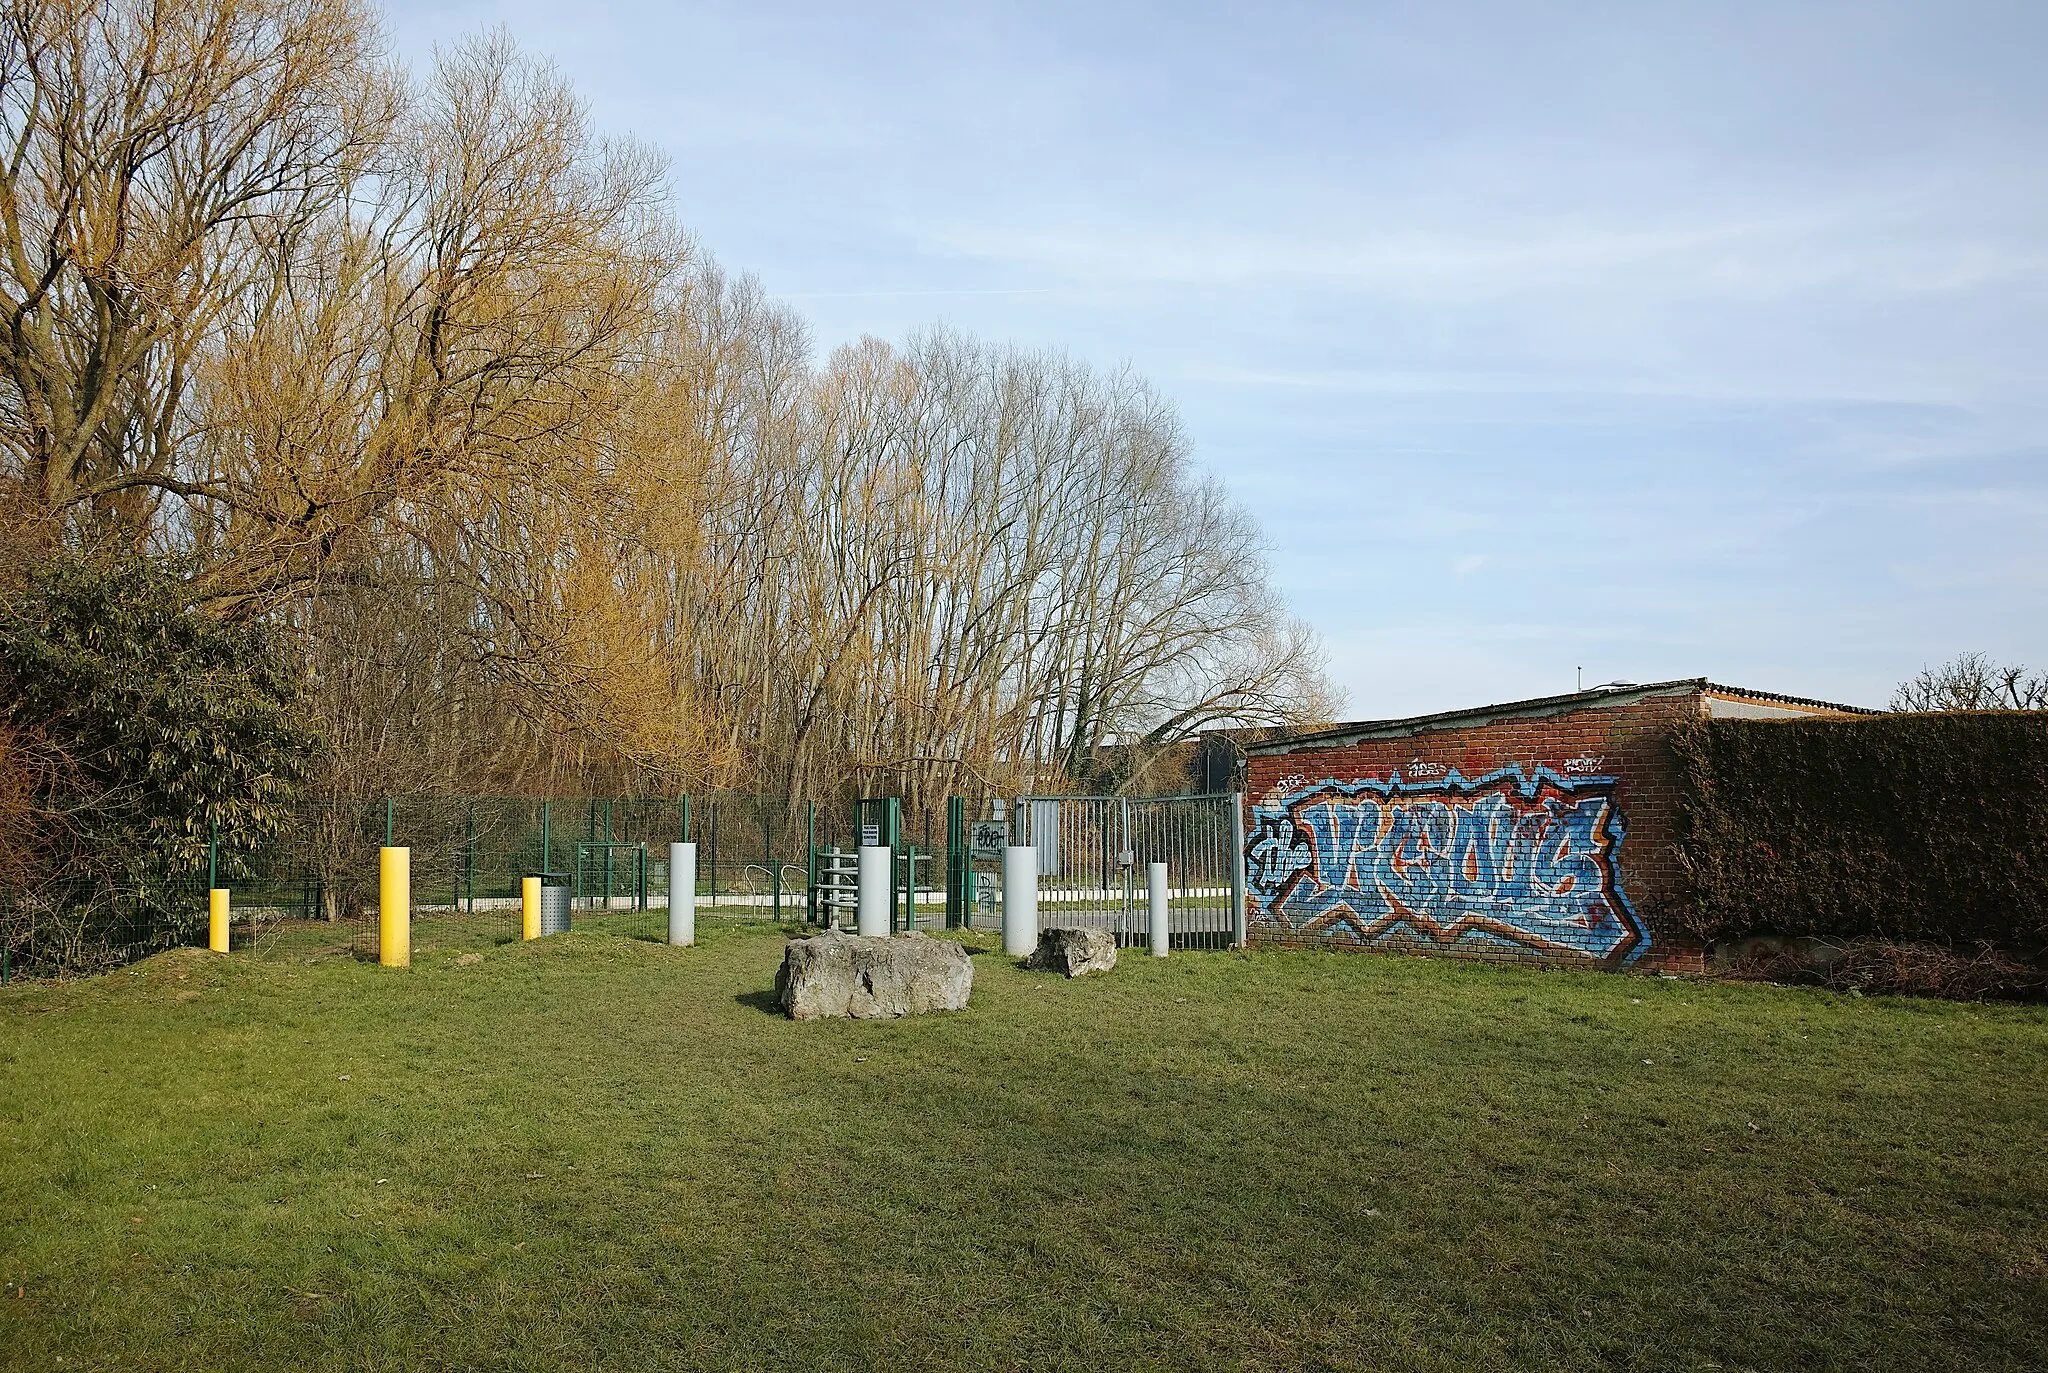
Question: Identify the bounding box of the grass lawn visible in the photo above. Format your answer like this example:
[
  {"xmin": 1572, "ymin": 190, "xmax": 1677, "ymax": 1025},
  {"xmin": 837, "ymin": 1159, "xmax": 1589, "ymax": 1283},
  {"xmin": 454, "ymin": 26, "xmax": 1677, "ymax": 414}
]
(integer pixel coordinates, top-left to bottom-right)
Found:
[{"xmin": 2, "ymin": 918, "xmax": 2045, "ymax": 1371}]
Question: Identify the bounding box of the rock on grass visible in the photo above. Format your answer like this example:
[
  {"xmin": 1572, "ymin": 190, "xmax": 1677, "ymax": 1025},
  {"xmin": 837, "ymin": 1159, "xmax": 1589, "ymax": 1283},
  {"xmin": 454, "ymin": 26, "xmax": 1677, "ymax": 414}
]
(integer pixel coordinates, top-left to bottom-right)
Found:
[
  {"xmin": 1026, "ymin": 927, "xmax": 1118, "ymax": 977},
  {"xmin": 774, "ymin": 930, "xmax": 973, "ymax": 1019}
]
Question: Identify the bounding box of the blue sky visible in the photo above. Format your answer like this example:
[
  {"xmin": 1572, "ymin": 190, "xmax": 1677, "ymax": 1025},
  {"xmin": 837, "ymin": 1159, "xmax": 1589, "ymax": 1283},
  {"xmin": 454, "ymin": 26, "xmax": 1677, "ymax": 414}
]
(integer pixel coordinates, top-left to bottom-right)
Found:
[{"xmin": 390, "ymin": 1, "xmax": 2048, "ymax": 717}]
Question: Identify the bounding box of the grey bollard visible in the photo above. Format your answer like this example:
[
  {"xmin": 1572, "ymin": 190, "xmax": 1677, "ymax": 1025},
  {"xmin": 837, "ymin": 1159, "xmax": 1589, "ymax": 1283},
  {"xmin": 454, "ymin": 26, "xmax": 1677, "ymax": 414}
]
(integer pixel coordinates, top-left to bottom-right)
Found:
[
  {"xmin": 1003, "ymin": 846, "xmax": 1039, "ymax": 957},
  {"xmin": 857, "ymin": 845, "xmax": 891, "ymax": 937},
  {"xmin": 667, "ymin": 842, "xmax": 696, "ymax": 946},
  {"xmin": 1148, "ymin": 861, "xmax": 1169, "ymax": 957}
]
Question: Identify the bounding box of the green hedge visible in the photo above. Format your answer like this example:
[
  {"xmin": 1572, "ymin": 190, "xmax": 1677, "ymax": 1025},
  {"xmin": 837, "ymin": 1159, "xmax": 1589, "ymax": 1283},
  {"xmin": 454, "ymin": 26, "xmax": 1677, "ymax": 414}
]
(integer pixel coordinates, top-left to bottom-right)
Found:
[{"xmin": 1672, "ymin": 713, "xmax": 2048, "ymax": 950}]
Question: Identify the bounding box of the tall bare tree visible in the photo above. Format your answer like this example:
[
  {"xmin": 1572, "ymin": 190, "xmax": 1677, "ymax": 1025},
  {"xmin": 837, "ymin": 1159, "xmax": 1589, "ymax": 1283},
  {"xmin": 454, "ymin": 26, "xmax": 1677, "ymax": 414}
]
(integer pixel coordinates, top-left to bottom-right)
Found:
[
  {"xmin": 0, "ymin": 2, "xmax": 1338, "ymax": 819},
  {"xmin": 0, "ymin": 0, "xmax": 390, "ymax": 538},
  {"xmin": 1893, "ymin": 653, "xmax": 2048, "ymax": 712}
]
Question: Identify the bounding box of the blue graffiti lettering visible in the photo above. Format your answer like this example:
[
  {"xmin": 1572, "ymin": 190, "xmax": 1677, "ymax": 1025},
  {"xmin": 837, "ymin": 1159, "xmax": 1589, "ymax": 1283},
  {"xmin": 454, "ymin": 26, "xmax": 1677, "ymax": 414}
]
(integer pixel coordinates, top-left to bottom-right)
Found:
[{"xmin": 1246, "ymin": 767, "xmax": 1649, "ymax": 963}]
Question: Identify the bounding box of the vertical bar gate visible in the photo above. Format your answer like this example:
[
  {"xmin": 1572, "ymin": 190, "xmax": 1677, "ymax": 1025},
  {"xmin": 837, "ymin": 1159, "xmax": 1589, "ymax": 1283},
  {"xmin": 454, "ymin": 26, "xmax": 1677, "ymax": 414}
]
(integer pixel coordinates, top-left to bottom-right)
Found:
[{"xmin": 1012, "ymin": 793, "xmax": 1243, "ymax": 950}]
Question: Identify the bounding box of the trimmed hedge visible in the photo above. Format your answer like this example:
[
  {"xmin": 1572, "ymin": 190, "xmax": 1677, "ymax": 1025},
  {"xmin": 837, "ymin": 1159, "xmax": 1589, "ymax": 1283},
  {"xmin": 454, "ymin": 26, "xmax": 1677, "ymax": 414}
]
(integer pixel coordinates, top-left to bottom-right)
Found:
[{"xmin": 1672, "ymin": 713, "xmax": 2048, "ymax": 950}]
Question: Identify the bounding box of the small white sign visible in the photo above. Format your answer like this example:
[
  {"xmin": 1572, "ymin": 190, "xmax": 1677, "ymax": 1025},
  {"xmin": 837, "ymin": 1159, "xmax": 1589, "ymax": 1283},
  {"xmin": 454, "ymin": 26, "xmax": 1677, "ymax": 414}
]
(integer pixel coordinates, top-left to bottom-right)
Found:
[
  {"xmin": 860, "ymin": 823, "xmax": 880, "ymax": 846},
  {"xmin": 969, "ymin": 821, "xmax": 1008, "ymax": 859},
  {"xmin": 975, "ymin": 872, "xmax": 997, "ymax": 912}
]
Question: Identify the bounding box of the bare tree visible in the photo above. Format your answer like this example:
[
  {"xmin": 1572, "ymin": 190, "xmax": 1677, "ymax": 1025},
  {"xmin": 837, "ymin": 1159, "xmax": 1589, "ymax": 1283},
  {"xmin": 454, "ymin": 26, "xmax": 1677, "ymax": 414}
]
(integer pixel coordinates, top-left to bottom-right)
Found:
[
  {"xmin": 0, "ymin": 4, "xmax": 1339, "ymax": 816},
  {"xmin": 1892, "ymin": 652, "xmax": 2048, "ymax": 712},
  {"xmin": 0, "ymin": 0, "xmax": 391, "ymax": 538},
  {"xmin": 661, "ymin": 321, "xmax": 1338, "ymax": 810}
]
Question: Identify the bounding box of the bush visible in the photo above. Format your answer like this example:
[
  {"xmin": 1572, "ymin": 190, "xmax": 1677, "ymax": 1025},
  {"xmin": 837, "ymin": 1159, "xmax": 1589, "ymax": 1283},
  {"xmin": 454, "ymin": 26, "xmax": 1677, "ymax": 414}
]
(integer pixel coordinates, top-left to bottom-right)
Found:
[
  {"xmin": 1673, "ymin": 713, "xmax": 2048, "ymax": 952},
  {"xmin": 0, "ymin": 551, "xmax": 320, "ymax": 973},
  {"xmin": 1713, "ymin": 938, "xmax": 2047, "ymax": 1002}
]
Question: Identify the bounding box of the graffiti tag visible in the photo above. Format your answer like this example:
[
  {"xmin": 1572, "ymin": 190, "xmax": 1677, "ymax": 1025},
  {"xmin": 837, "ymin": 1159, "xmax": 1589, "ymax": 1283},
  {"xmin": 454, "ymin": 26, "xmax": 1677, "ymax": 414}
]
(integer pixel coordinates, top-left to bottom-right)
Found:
[{"xmin": 1246, "ymin": 767, "xmax": 1648, "ymax": 964}]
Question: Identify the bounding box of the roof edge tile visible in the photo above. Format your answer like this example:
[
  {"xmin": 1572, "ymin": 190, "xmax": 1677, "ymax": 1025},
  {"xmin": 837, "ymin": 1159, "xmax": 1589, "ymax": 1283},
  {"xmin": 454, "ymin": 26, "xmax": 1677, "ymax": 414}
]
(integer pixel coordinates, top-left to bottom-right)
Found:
[{"xmin": 1246, "ymin": 677, "xmax": 1879, "ymax": 755}]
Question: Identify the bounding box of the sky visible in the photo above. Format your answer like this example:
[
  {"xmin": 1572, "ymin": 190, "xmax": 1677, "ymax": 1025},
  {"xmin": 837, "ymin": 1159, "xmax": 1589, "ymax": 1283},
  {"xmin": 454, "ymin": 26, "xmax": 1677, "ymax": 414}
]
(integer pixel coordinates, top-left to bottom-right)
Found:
[{"xmin": 389, "ymin": 0, "xmax": 2048, "ymax": 718}]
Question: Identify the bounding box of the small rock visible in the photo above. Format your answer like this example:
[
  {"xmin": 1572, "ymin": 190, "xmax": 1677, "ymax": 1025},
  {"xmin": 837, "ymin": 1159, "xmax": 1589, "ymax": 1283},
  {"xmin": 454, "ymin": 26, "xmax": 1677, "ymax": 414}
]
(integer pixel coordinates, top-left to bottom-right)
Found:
[{"xmin": 1026, "ymin": 927, "xmax": 1118, "ymax": 977}]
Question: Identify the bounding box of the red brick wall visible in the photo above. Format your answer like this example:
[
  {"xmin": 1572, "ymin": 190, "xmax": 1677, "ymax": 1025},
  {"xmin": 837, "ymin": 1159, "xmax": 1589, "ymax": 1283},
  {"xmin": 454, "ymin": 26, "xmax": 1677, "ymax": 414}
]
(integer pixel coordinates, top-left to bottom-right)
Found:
[{"xmin": 1243, "ymin": 690, "xmax": 1705, "ymax": 973}]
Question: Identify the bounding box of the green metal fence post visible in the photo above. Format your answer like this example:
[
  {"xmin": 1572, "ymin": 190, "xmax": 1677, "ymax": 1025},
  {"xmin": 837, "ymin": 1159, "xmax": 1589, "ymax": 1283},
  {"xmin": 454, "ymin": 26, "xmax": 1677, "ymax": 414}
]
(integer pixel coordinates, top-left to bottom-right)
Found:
[
  {"xmin": 465, "ymin": 804, "xmax": 476, "ymax": 915},
  {"xmin": 891, "ymin": 799, "xmax": 904, "ymax": 931},
  {"xmin": 904, "ymin": 845, "xmax": 917, "ymax": 933},
  {"xmin": 806, "ymin": 801, "xmax": 817, "ymax": 925},
  {"xmin": 541, "ymin": 799, "xmax": 551, "ymax": 876},
  {"xmin": 384, "ymin": 798, "xmax": 393, "ymax": 848},
  {"xmin": 945, "ymin": 797, "xmax": 962, "ymax": 928}
]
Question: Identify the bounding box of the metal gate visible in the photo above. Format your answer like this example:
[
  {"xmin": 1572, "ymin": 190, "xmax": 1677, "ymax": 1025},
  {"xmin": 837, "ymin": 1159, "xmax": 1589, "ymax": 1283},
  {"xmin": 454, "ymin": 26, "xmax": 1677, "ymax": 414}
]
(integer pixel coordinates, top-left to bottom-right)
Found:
[{"xmin": 1011, "ymin": 793, "xmax": 1246, "ymax": 949}]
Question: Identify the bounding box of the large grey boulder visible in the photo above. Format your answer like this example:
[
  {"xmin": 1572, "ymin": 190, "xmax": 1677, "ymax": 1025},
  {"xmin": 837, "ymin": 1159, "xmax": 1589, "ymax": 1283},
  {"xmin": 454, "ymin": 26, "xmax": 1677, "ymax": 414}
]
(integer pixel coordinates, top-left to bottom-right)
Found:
[
  {"xmin": 775, "ymin": 929, "xmax": 973, "ymax": 1020},
  {"xmin": 1026, "ymin": 926, "xmax": 1118, "ymax": 977}
]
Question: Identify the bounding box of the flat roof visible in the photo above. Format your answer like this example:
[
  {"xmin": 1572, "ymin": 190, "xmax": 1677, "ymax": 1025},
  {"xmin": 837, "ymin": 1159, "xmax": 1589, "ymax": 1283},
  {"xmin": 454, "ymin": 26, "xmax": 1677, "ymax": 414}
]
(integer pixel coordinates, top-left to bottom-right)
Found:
[{"xmin": 1245, "ymin": 678, "xmax": 1881, "ymax": 755}]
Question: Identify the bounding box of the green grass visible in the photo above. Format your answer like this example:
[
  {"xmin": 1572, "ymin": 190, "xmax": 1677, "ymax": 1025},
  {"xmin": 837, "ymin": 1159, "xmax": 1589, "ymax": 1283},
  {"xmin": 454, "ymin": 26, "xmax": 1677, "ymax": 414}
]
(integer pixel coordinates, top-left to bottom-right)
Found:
[{"xmin": 2, "ymin": 919, "xmax": 2045, "ymax": 1371}]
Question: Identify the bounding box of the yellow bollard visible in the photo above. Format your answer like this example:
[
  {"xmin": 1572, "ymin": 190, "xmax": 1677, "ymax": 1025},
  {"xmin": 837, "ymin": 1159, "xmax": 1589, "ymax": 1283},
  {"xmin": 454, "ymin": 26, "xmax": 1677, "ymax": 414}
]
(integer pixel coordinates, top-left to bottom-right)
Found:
[
  {"xmin": 379, "ymin": 846, "xmax": 410, "ymax": 968},
  {"xmin": 208, "ymin": 888, "xmax": 230, "ymax": 953},
  {"xmin": 522, "ymin": 875, "xmax": 541, "ymax": 941}
]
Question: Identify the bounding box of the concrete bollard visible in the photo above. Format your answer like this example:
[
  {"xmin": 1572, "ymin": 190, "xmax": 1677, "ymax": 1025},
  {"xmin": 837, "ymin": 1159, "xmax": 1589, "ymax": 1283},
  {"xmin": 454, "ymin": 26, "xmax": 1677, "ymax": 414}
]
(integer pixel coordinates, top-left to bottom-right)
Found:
[
  {"xmin": 1003, "ymin": 846, "xmax": 1039, "ymax": 957},
  {"xmin": 521, "ymin": 875, "xmax": 541, "ymax": 941},
  {"xmin": 1148, "ymin": 861, "xmax": 1169, "ymax": 957},
  {"xmin": 208, "ymin": 888, "xmax": 230, "ymax": 953},
  {"xmin": 379, "ymin": 846, "xmax": 410, "ymax": 968},
  {"xmin": 857, "ymin": 845, "xmax": 891, "ymax": 938},
  {"xmin": 668, "ymin": 841, "xmax": 697, "ymax": 946}
]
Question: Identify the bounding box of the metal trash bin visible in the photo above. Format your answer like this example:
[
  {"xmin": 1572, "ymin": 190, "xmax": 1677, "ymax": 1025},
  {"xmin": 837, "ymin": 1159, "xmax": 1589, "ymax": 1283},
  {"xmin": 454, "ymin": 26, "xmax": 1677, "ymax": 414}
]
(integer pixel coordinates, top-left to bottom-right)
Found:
[{"xmin": 530, "ymin": 872, "xmax": 572, "ymax": 936}]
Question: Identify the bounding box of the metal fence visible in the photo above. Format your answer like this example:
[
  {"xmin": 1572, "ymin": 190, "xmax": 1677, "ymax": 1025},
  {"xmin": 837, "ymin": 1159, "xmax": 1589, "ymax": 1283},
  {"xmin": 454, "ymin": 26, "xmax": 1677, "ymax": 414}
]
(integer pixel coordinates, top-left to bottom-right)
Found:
[
  {"xmin": 1009, "ymin": 793, "xmax": 1245, "ymax": 949},
  {"xmin": 2, "ymin": 786, "xmax": 1248, "ymax": 976},
  {"xmin": 197, "ymin": 790, "xmax": 944, "ymax": 959},
  {"xmin": 0, "ymin": 869, "xmax": 213, "ymax": 979},
  {"xmin": 211, "ymin": 793, "xmax": 823, "ymax": 960}
]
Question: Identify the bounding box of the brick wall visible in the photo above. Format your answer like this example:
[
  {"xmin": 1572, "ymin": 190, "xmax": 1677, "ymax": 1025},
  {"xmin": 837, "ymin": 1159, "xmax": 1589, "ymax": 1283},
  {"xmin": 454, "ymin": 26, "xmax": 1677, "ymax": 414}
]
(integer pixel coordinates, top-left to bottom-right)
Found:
[{"xmin": 1243, "ymin": 690, "xmax": 1705, "ymax": 973}]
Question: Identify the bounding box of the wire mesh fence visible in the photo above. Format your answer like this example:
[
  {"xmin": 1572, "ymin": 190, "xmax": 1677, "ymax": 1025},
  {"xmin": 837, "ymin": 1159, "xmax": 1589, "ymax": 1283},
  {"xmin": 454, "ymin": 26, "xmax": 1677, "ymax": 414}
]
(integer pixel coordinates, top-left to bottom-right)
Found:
[
  {"xmin": 230, "ymin": 794, "xmax": 819, "ymax": 959},
  {"xmin": 1, "ymin": 785, "xmax": 1244, "ymax": 977},
  {"xmin": 0, "ymin": 869, "xmax": 213, "ymax": 979}
]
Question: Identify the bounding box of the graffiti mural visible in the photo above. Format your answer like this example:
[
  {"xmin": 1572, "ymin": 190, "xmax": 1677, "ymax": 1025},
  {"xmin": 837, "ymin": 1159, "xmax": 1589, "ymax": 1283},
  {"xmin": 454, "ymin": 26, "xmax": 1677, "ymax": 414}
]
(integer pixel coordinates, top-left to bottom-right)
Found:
[{"xmin": 1246, "ymin": 767, "xmax": 1649, "ymax": 963}]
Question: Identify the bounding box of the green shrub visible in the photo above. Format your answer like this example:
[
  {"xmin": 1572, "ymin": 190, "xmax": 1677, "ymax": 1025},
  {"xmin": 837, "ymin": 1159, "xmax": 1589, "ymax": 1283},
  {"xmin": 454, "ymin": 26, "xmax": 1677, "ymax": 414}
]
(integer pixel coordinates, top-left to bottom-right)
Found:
[
  {"xmin": 0, "ymin": 550, "xmax": 320, "ymax": 971},
  {"xmin": 1673, "ymin": 713, "xmax": 2048, "ymax": 950}
]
